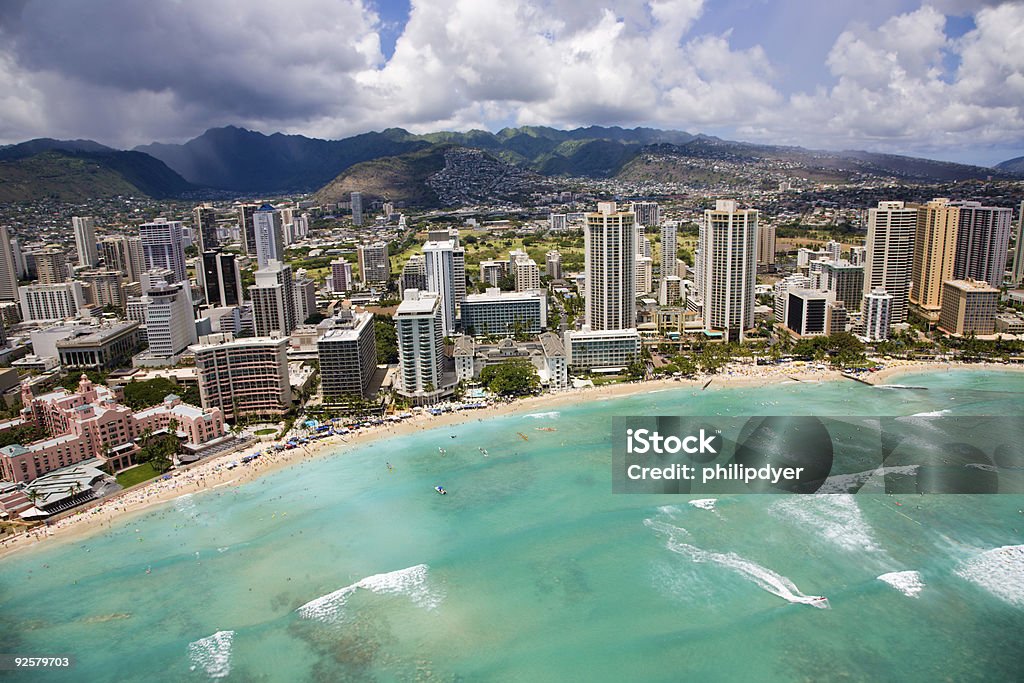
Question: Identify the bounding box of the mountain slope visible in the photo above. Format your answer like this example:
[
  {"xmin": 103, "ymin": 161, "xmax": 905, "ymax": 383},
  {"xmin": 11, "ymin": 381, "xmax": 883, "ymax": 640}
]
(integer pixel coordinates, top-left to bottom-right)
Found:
[
  {"xmin": 136, "ymin": 126, "xmax": 430, "ymax": 193},
  {"xmin": 313, "ymin": 144, "xmax": 547, "ymax": 208},
  {"xmin": 995, "ymin": 155, "xmax": 1024, "ymax": 174},
  {"xmin": 0, "ymin": 150, "xmax": 193, "ymax": 202}
]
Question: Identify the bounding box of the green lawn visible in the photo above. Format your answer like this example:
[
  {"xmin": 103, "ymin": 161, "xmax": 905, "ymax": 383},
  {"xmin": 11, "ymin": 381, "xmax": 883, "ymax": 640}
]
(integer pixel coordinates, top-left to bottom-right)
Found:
[
  {"xmin": 115, "ymin": 462, "xmax": 163, "ymax": 488},
  {"xmin": 254, "ymin": 428, "xmax": 277, "ymax": 436}
]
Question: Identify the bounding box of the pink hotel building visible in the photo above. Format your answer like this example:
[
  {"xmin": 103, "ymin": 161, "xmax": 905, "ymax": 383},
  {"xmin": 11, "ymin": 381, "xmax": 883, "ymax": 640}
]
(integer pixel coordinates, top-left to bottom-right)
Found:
[{"xmin": 0, "ymin": 375, "xmax": 226, "ymax": 483}]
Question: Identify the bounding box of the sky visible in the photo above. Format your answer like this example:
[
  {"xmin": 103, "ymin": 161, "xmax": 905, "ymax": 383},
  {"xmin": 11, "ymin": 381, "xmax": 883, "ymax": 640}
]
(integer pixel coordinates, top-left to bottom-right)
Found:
[{"xmin": 0, "ymin": 0, "xmax": 1021, "ymax": 166}]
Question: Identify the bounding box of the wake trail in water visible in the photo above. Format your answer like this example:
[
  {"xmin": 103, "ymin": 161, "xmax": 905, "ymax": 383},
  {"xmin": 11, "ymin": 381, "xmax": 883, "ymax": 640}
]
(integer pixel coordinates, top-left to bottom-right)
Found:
[{"xmin": 644, "ymin": 519, "xmax": 829, "ymax": 608}]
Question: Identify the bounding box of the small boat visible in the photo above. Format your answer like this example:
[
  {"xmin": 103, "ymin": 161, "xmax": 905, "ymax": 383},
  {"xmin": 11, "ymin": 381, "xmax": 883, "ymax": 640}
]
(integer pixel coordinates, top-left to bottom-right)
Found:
[
  {"xmin": 517, "ymin": 432, "xmax": 529, "ymax": 441},
  {"xmin": 535, "ymin": 427, "xmax": 557, "ymax": 432},
  {"xmin": 435, "ymin": 485, "xmax": 447, "ymax": 495},
  {"xmin": 808, "ymin": 596, "xmax": 830, "ymax": 609},
  {"xmin": 479, "ymin": 447, "xmax": 489, "ymax": 456},
  {"xmin": 702, "ymin": 379, "xmax": 713, "ymax": 390},
  {"xmin": 438, "ymin": 447, "xmax": 446, "ymax": 455}
]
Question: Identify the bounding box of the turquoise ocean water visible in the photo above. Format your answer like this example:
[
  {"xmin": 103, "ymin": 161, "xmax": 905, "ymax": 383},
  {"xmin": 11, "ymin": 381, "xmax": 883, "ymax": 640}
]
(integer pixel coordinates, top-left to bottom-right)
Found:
[{"xmin": 2, "ymin": 370, "xmax": 1023, "ymax": 682}]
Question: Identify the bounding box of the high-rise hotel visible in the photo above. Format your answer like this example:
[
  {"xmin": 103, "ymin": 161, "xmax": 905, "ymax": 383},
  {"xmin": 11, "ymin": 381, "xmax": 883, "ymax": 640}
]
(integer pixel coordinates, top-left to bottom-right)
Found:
[
  {"xmin": 699, "ymin": 199, "xmax": 758, "ymax": 342},
  {"xmin": 584, "ymin": 202, "xmax": 636, "ymax": 331},
  {"xmin": 863, "ymin": 201, "xmax": 917, "ymax": 325}
]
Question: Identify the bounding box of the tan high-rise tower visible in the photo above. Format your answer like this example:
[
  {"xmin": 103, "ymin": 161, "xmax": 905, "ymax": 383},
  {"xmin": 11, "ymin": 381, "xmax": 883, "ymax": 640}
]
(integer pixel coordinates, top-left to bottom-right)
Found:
[{"xmin": 910, "ymin": 198, "xmax": 960, "ymax": 322}]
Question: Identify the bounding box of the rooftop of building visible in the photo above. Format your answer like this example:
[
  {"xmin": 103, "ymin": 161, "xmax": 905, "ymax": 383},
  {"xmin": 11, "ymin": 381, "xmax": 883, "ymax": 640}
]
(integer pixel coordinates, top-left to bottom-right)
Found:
[
  {"xmin": 54, "ymin": 321, "xmax": 139, "ymax": 347},
  {"xmin": 944, "ymin": 279, "xmax": 1000, "ymax": 293},
  {"xmin": 190, "ymin": 336, "xmax": 289, "ymax": 352}
]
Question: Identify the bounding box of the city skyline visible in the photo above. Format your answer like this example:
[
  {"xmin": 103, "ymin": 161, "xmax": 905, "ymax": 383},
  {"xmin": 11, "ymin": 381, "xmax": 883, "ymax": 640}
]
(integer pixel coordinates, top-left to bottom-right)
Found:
[{"xmin": 0, "ymin": 1, "xmax": 1020, "ymax": 166}]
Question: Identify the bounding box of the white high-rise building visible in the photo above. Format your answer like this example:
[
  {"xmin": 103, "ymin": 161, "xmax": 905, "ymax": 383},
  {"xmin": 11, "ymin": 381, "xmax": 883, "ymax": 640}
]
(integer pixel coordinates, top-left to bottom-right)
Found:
[
  {"xmin": 546, "ymin": 251, "xmax": 562, "ymax": 280},
  {"xmin": 635, "ymin": 256, "xmax": 653, "ymax": 295},
  {"xmin": 143, "ymin": 281, "xmax": 197, "ymax": 361},
  {"xmin": 863, "ymin": 201, "xmax": 917, "ymax": 324},
  {"xmin": 700, "ymin": 200, "xmax": 758, "ymax": 342},
  {"xmin": 139, "ymin": 218, "xmax": 187, "ymax": 283},
  {"xmin": 72, "ymin": 216, "xmax": 98, "ymax": 268},
  {"xmin": 514, "ymin": 257, "xmax": 541, "ymax": 292},
  {"xmin": 351, "ymin": 192, "xmax": 363, "ymax": 227},
  {"xmin": 395, "ymin": 289, "xmax": 450, "ymax": 402},
  {"xmin": 951, "ymin": 201, "xmax": 1013, "ymax": 290},
  {"xmin": 250, "ymin": 260, "xmax": 296, "ymax": 337},
  {"xmin": 636, "ymin": 225, "xmax": 651, "ymax": 258},
  {"xmin": 549, "ymin": 214, "xmax": 567, "ymax": 231},
  {"xmin": 585, "ymin": 202, "xmax": 636, "ymax": 331},
  {"xmin": 825, "ymin": 240, "xmax": 842, "ymax": 262},
  {"xmin": 423, "ymin": 234, "xmax": 460, "ymax": 337},
  {"xmin": 660, "ymin": 275, "xmax": 682, "ymax": 306},
  {"xmin": 19, "ymin": 282, "xmax": 85, "ymax": 321},
  {"xmin": 253, "ymin": 204, "xmax": 284, "ymax": 268},
  {"xmin": 849, "ymin": 245, "xmax": 867, "ymax": 267},
  {"xmin": 0, "ymin": 229, "xmax": 18, "ymax": 302},
  {"xmin": 861, "ymin": 289, "xmax": 893, "ymax": 341},
  {"xmin": 661, "ymin": 223, "xmax": 677, "ymax": 272}
]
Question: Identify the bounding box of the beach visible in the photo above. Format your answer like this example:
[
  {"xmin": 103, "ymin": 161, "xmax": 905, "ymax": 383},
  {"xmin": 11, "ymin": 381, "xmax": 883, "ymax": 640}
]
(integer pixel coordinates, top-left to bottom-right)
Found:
[
  {"xmin": 3, "ymin": 366, "xmax": 1022, "ymax": 681},
  {"xmin": 1, "ymin": 359, "xmax": 1020, "ymax": 560}
]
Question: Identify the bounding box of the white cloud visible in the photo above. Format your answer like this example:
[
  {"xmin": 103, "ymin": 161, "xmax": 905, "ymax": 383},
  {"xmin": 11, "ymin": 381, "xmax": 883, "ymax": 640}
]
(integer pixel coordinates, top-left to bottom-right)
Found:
[{"xmin": 0, "ymin": 0, "xmax": 1020, "ymax": 164}]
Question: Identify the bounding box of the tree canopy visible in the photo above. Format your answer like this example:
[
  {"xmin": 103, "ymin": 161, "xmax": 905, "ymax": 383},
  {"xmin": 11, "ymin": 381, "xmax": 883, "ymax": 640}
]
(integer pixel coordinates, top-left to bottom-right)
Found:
[{"xmin": 479, "ymin": 361, "xmax": 541, "ymax": 397}]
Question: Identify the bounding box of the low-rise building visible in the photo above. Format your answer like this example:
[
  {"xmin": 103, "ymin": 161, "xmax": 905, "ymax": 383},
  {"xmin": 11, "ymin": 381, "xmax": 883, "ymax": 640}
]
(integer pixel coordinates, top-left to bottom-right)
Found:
[
  {"xmin": 0, "ymin": 376, "xmax": 224, "ymax": 483},
  {"xmin": 452, "ymin": 332, "xmax": 568, "ymax": 391},
  {"xmin": 55, "ymin": 321, "xmax": 143, "ymax": 370},
  {"xmin": 460, "ymin": 288, "xmax": 547, "ymax": 338},
  {"xmin": 564, "ymin": 328, "xmax": 641, "ymax": 372}
]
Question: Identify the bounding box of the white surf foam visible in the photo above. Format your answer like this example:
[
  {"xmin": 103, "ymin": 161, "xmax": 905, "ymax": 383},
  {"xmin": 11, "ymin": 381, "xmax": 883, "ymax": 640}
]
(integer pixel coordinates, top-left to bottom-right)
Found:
[
  {"xmin": 524, "ymin": 411, "xmax": 560, "ymax": 419},
  {"xmin": 817, "ymin": 466, "xmax": 920, "ymax": 494},
  {"xmin": 956, "ymin": 545, "xmax": 1024, "ymax": 608},
  {"xmin": 771, "ymin": 494, "xmax": 881, "ymax": 553},
  {"xmin": 296, "ymin": 564, "xmax": 440, "ymax": 622},
  {"xmin": 911, "ymin": 410, "xmax": 950, "ymax": 417},
  {"xmin": 644, "ymin": 518, "xmax": 828, "ymax": 608},
  {"xmin": 188, "ymin": 630, "xmax": 234, "ymax": 679},
  {"xmin": 878, "ymin": 570, "xmax": 924, "ymax": 597},
  {"xmin": 688, "ymin": 499, "xmax": 717, "ymax": 511}
]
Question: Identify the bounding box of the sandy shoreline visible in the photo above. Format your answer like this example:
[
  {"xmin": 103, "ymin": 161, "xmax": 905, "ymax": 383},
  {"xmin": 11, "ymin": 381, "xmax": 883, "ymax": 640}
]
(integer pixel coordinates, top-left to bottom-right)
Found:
[{"xmin": 2, "ymin": 359, "xmax": 1020, "ymax": 560}]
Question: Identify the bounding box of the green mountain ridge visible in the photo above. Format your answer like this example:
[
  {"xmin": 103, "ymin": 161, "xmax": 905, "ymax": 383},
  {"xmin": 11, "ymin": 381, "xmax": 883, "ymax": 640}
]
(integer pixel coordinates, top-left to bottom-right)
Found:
[{"xmin": 0, "ymin": 148, "xmax": 193, "ymax": 202}]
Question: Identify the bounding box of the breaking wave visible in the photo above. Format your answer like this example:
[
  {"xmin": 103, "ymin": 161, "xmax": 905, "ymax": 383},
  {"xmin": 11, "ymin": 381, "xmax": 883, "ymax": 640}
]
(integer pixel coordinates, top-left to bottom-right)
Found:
[
  {"xmin": 771, "ymin": 494, "xmax": 881, "ymax": 552},
  {"xmin": 523, "ymin": 411, "xmax": 560, "ymax": 419},
  {"xmin": 956, "ymin": 545, "xmax": 1024, "ymax": 608},
  {"xmin": 688, "ymin": 499, "xmax": 718, "ymax": 511},
  {"xmin": 878, "ymin": 570, "xmax": 924, "ymax": 597},
  {"xmin": 188, "ymin": 630, "xmax": 234, "ymax": 679},
  {"xmin": 296, "ymin": 564, "xmax": 441, "ymax": 623}
]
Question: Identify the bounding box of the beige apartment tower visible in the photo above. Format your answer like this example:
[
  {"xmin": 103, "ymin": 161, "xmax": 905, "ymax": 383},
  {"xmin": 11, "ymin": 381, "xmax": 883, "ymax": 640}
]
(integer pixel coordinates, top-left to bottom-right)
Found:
[{"xmin": 910, "ymin": 198, "xmax": 960, "ymax": 322}]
